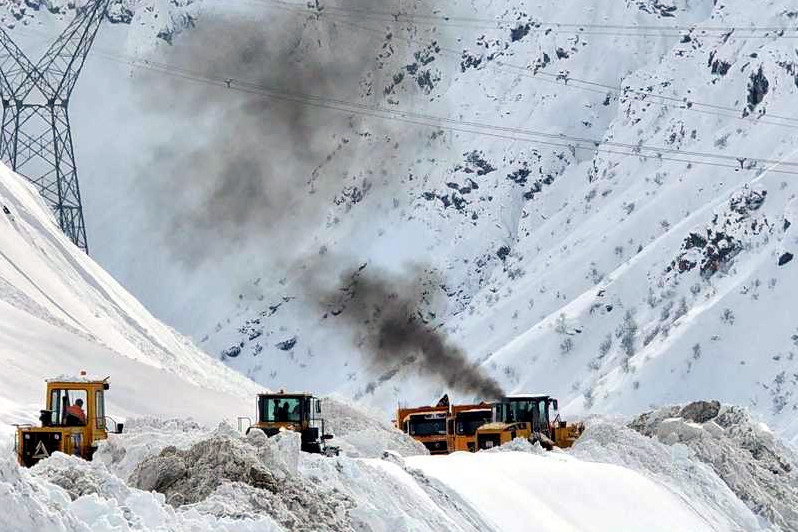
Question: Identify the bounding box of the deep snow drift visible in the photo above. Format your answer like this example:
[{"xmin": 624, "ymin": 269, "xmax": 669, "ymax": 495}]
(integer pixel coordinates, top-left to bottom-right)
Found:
[
  {"xmin": 4, "ymin": 408, "xmax": 788, "ymax": 532},
  {"xmin": 626, "ymin": 401, "xmax": 798, "ymax": 530}
]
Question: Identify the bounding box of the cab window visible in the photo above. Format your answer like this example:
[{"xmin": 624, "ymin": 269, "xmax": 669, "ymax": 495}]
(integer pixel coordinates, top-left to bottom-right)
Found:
[
  {"xmin": 261, "ymin": 397, "xmax": 302, "ymax": 423},
  {"xmin": 455, "ymin": 410, "xmax": 492, "ymax": 436},
  {"xmin": 50, "ymin": 389, "xmax": 88, "ymax": 426},
  {"xmin": 536, "ymin": 400, "xmax": 548, "ymax": 431},
  {"xmin": 408, "ymin": 415, "xmax": 446, "ymax": 436},
  {"xmin": 95, "ymin": 390, "xmax": 106, "ymax": 430}
]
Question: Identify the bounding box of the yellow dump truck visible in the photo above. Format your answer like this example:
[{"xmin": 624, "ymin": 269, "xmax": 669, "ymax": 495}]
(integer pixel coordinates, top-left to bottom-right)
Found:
[
  {"xmin": 447, "ymin": 403, "xmax": 492, "ymax": 452},
  {"xmin": 396, "ymin": 404, "xmax": 450, "ymax": 454}
]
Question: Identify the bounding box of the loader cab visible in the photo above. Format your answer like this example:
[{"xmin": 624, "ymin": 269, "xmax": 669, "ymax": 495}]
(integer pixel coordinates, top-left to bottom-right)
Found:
[
  {"xmin": 251, "ymin": 392, "xmax": 337, "ymax": 455},
  {"xmin": 257, "ymin": 394, "xmax": 313, "ymax": 431},
  {"xmin": 492, "ymin": 395, "xmax": 555, "ymax": 435},
  {"xmin": 474, "ymin": 395, "xmax": 557, "ymax": 451},
  {"xmin": 17, "ymin": 376, "xmax": 123, "ymax": 468}
]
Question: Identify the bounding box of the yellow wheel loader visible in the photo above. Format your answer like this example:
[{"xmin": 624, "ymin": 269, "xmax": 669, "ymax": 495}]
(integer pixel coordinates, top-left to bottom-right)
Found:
[
  {"xmin": 474, "ymin": 394, "xmax": 583, "ymax": 451},
  {"xmin": 239, "ymin": 391, "xmax": 339, "ymax": 456},
  {"xmin": 17, "ymin": 375, "xmax": 124, "ymax": 467}
]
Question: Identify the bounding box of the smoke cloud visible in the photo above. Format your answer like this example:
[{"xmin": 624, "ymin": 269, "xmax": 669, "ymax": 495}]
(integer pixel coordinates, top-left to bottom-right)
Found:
[
  {"xmin": 132, "ymin": 2, "xmax": 497, "ymax": 396},
  {"xmin": 136, "ymin": 2, "xmax": 392, "ymax": 265},
  {"xmin": 312, "ymin": 263, "xmax": 504, "ymax": 400}
]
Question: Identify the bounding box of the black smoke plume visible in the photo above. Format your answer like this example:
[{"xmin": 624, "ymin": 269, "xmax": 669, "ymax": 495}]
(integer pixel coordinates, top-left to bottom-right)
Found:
[{"xmin": 315, "ymin": 264, "xmax": 504, "ymax": 400}]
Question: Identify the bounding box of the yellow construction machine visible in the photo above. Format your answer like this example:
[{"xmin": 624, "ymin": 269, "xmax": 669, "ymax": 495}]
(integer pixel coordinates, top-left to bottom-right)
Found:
[
  {"xmin": 474, "ymin": 394, "xmax": 583, "ymax": 451},
  {"xmin": 396, "ymin": 404, "xmax": 450, "ymax": 454},
  {"xmin": 240, "ymin": 391, "xmax": 339, "ymax": 456},
  {"xmin": 447, "ymin": 403, "xmax": 492, "ymax": 453},
  {"xmin": 17, "ymin": 375, "xmax": 124, "ymax": 467}
]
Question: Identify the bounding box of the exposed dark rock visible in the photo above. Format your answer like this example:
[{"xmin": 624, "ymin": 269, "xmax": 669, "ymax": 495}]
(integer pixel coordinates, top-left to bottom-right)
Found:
[
  {"xmin": 679, "ymin": 400, "xmax": 721, "ymax": 423},
  {"xmin": 711, "ymin": 59, "xmax": 731, "ymax": 76},
  {"xmin": 729, "ymin": 189, "xmax": 766, "ymax": 215},
  {"xmin": 222, "ymin": 345, "xmax": 242, "ymax": 358},
  {"xmin": 507, "ymin": 166, "xmax": 531, "ymax": 185},
  {"xmin": 510, "ymin": 23, "xmax": 532, "ymax": 42},
  {"xmin": 496, "ymin": 246, "xmax": 511, "ymax": 262},
  {"xmin": 668, "ymin": 189, "xmax": 769, "ymax": 278},
  {"xmin": 747, "ymin": 67, "xmax": 769, "ymax": 110},
  {"xmin": 778, "ymin": 252, "xmax": 793, "ymax": 266},
  {"xmin": 464, "ymin": 151, "xmax": 496, "ymax": 176},
  {"xmin": 685, "ymin": 232, "xmax": 707, "ymax": 249},
  {"xmin": 635, "ymin": 0, "xmax": 677, "ymax": 17},
  {"xmin": 460, "ymin": 51, "xmax": 484, "ymax": 72},
  {"xmin": 276, "ymin": 336, "xmax": 298, "ymax": 351}
]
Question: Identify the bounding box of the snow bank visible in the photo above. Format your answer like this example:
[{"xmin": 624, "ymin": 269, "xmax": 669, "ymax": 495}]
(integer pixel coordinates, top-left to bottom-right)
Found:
[
  {"xmin": 571, "ymin": 419, "xmax": 768, "ymax": 531},
  {"xmin": 95, "ymin": 418, "xmax": 225, "ymax": 480},
  {"xmin": 322, "ymin": 396, "xmax": 427, "ymax": 458},
  {"xmin": 0, "ymin": 447, "xmax": 277, "ymax": 531},
  {"xmin": 110, "ymin": 422, "xmax": 485, "ymax": 531},
  {"xmin": 130, "ymin": 430, "xmax": 354, "ymax": 531},
  {"xmin": 626, "ymin": 401, "xmax": 798, "ymax": 530},
  {"xmin": 7, "ymin": 408, "xmax": 796, "ymax": 531}
]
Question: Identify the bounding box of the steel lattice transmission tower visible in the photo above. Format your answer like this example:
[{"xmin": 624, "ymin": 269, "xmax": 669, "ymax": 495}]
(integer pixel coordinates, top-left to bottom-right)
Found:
[{"xmin": 0, "ymin": 0, "xmax": 111, "ymax": 253}]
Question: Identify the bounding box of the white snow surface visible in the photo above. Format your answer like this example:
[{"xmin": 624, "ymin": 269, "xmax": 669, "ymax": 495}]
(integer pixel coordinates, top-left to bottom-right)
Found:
[
  {"xmin": 0, "ymin": 159, "xmax": 789, "ymax": 530},
  {"xmin": 407, "ymin": 451, "xmax": 721, "ymax": 532},
  {"xmin": 1, "ymin": 414, "xmax": 779, "ymax": 532}
]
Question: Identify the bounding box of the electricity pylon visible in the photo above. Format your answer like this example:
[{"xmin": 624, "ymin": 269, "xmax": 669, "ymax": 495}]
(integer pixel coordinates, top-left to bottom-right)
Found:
[{"xmin": 0, "ymin": 0, "xmax": 111, "ymax": 253}]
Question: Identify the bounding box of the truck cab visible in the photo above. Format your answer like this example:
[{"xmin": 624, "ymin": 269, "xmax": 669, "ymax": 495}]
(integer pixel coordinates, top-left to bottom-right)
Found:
[
  {"xmin": 396, "ymin": 405, "xmax": 449, "ymax": 454},
  {"xmin": 249, "ymin": 392, "xmax": 337, "ymax": 455},
  {"xmin": 17, "ymin": 376, "xmax": 123, "ymax": 467},
  {"xmin": 447, "ymin": 404, "xmax": 492, "ymax": 452}
]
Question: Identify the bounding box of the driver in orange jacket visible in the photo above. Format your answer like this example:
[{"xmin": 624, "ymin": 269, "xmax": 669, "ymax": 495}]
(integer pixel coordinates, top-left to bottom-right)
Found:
[{"xmin": 66, "ymin": 398, "xmax": 86, "ymax": 424}]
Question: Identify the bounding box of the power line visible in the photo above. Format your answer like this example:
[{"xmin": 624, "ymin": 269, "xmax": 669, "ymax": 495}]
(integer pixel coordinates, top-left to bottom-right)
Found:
[
  {"xmin": 80, "ymin": 48, "xmax": 798, "ymax": 175},
  {"xmin": 245, "ymin": 0, "xmax": 798, "ymax": 37},
  {"xmin": 16, "ymin": 12, "xmax": 796, "ymax": 175},
  {"xmin": 250, "ymin": 0, "xmax": 798, "ymax": 129}
]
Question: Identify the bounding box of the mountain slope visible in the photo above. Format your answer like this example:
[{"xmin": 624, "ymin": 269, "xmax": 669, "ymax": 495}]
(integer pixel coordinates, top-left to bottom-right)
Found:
[
  {"xmin": 163, "ymin": 0, "xmax": 798, "ymax": 441},
  {"xmin": 0, "ymin": 161, "xmax": 260, "ymax": 428}
]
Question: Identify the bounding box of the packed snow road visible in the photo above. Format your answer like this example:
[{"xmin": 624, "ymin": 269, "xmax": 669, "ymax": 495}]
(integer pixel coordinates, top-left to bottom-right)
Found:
[{"xmin": 406, "ymin": 451, "xmax": 718, "ymax": 532}]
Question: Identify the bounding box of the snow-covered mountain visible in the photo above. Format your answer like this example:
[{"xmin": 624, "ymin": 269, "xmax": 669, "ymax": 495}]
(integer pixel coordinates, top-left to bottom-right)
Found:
[
  {"xmin": 0, "ymin": 0, "xmax": 196, "ymax": 44},
  {"xmin": 5, "ymin": 155, "xmax": 795, "ymax": 531},
  {"xmin": 2, "ymin": 0, "xmax": 798, "ymax": 528},
  {"xmin": 2, "ymin": 0, "xmax": 795, "ymax": 446},
  {"xmin": 112, "ymin": 0, "xmax": 795, "ymax": 442}
]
